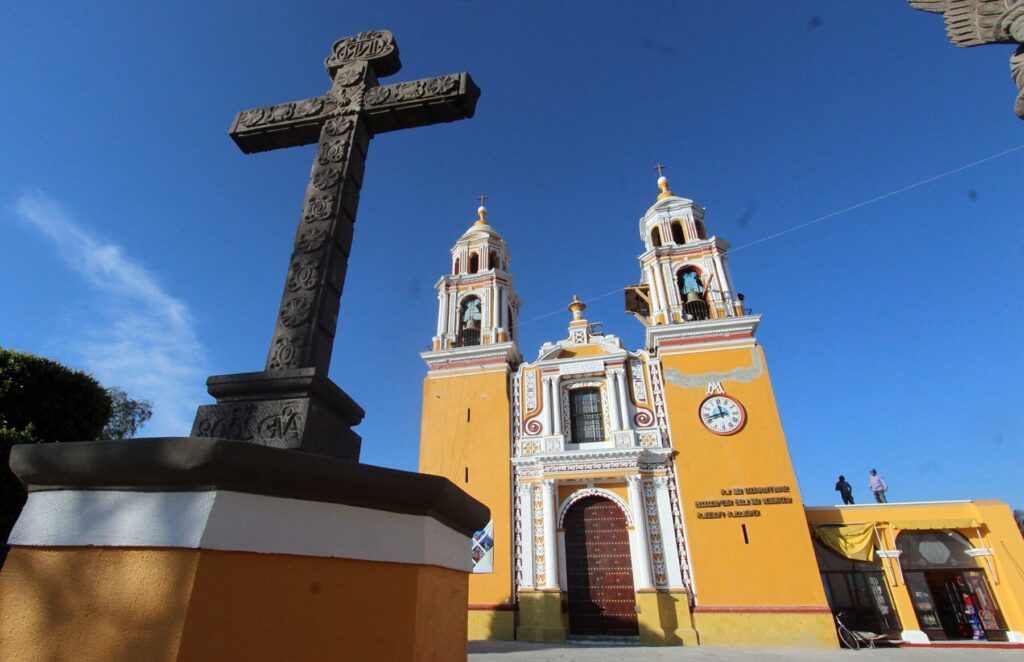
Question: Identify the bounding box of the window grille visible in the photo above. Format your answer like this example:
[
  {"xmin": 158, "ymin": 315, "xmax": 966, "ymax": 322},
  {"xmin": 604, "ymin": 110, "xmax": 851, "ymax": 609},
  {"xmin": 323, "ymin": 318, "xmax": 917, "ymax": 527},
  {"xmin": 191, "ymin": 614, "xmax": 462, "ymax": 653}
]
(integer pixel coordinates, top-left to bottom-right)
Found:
[{"xmin": 569, "ymin": 388, "xmax": 604, "ymax": 444}]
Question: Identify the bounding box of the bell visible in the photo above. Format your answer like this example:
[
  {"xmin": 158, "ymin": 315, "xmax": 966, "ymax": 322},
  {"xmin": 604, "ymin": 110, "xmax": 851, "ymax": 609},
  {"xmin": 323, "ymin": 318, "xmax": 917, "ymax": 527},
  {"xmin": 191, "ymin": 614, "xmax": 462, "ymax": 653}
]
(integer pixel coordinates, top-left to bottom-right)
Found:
[{"xmin": 686, "ymin": 291, "xmax": 702, "ymax": 303}]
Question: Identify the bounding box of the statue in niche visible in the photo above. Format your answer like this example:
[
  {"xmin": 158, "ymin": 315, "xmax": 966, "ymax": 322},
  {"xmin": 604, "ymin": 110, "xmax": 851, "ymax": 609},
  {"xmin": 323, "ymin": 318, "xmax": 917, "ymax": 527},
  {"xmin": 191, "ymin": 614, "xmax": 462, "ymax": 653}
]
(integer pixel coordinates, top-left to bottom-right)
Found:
[
  {"xmin": 462, "ymin": 299, "xmax": 482, "ymax": 329},
  {"xmin": 910, "ymin": 0, "xmax": 1024, "ymax": 119}
]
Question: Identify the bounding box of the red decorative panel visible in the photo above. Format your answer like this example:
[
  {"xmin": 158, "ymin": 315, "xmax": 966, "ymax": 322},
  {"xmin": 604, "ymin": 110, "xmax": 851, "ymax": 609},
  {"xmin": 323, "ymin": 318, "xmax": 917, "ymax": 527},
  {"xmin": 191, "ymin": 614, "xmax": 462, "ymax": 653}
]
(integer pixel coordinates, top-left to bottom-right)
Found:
[{"xmin": 564, "ymin": 496, "xmax": 639, "ymax": 636}]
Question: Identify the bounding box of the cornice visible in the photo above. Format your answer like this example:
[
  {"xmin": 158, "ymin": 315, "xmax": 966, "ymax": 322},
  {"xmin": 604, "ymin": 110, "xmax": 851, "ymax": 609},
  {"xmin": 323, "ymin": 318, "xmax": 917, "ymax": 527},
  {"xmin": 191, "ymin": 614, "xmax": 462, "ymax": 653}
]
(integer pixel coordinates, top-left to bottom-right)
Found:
[
  {"xmin": 421, "ymin": 341, "xmax": 521, "ymax": 371},
  {"xmin": 647, "ymin": 315, "xmax": 761, "ymax": 352}
]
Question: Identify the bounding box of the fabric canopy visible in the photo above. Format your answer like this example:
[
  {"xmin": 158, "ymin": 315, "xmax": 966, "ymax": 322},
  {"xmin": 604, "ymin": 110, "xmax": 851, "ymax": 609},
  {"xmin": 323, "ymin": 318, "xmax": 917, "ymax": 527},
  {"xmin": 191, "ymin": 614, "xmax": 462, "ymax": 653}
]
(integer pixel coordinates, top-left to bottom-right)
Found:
[{"xmin": 814, "ymin": 523, "xmax": 876, "ymax": 562}]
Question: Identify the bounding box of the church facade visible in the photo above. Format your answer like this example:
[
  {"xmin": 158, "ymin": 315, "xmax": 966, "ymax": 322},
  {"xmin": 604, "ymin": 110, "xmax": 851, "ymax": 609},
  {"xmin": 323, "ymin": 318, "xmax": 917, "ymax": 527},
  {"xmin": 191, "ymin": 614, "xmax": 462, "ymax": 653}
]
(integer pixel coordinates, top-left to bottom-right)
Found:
[{"xmin": 418, "ymin": 178, "xmax": 1024, "ymax": 647}]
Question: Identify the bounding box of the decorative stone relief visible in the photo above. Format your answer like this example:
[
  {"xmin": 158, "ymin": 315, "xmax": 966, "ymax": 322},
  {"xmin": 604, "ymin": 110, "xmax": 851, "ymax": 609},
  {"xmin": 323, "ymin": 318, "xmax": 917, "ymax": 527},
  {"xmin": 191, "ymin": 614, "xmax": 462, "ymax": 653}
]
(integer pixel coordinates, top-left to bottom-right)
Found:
[
  {"xmin": 192, "ymin": 400, "xmax": 306, "ymax": 447},
  {"xmin": 630, "ymin": 358, "xmax": 648, "ymax": 403},
  {"xmin": 532, "ymin": 485, "xmax": 545, "ymax": 587},
  {"xmin": 638, "ymin": 431, "xmax": 660, "ymax": 448},
  {"xmin": 643, "ymin": 478, "xmax": 668, "ymax": 587},
  {"xmin": 613, "ymin": 430, "xmax": 633, "ymax": 448},
  {"xmin": 524, "ymin": 369, "xmax": 538, "ymax": 413}
]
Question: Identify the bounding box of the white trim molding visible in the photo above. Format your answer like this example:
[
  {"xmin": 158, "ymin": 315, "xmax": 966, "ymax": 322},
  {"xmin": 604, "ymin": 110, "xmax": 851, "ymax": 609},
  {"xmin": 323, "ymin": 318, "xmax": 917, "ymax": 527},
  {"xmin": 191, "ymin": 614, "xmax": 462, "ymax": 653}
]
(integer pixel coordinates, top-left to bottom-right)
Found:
[
  {"xmin": 10, "ymin": 489, "xmax": 472, "ymax": 572},
  {"xmin": 556, "ymin": 487, "xmax": 634, "ymax": 528}
]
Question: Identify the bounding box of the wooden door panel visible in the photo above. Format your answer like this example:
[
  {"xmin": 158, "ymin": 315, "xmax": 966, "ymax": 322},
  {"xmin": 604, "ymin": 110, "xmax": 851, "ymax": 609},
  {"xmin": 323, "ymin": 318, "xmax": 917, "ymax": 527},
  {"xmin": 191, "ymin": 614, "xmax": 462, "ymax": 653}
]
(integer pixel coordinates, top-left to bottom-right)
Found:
[{"xmin": 564, "ymin": 496, "xmax": 639, "ymax": 636}]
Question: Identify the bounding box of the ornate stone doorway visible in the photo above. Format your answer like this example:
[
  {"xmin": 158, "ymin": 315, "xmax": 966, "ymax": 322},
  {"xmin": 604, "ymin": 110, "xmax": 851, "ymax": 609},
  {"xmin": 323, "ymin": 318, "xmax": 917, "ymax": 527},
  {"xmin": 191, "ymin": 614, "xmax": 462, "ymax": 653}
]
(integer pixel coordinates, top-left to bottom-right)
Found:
[{"xmin": 564, "ymin": 496, "xmax": 639, "ymax": 637}]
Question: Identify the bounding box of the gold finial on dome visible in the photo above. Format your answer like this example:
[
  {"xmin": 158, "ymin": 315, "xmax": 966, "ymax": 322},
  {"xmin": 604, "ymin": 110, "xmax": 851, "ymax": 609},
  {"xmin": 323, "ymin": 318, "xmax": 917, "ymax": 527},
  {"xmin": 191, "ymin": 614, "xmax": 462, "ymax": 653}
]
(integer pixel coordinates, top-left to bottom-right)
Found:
[
  {"xmin": 568, "ymin": 294, "xmax": 587, "ymax": 321},
  {"xmin": 475, "ymin": 194, "xmax": 488, "ymax": 225},
  {"xmin": 654, "ymin": 163, "xmax": 674, "ymax": 200}
]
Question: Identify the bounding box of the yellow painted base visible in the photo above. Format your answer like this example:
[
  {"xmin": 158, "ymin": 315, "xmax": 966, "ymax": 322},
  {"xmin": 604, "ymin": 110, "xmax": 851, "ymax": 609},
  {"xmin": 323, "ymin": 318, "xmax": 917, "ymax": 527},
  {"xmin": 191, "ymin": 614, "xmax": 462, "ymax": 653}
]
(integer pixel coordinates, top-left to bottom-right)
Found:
[
  {"xmin": 0, "ymin": 546, "xmax": 469, "ymax": 662},
  {"xmin": 516, "ymin": 590, "xmax": 566, "ymax": 643},
  {"xmin": 468, "ymin": 609, "xmax": 515, "ymax": 640},
  {"xmin": 636, "ymin": 590, "xmax": 698, "ymax": 646},
  {"xmin": 693, "ymin": 611, "xmax": 838, "ymax": 648}
]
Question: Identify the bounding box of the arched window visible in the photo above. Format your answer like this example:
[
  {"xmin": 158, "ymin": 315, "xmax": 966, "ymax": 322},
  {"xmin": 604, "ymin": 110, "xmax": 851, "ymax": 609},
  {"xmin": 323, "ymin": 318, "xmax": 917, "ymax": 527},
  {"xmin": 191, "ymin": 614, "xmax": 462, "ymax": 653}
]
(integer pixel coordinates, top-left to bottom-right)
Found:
[
  {"xmin": 671, "ymin": 221, "xmax": 686, "ymax": 245},
  {"xmin": 453, "ymin": 258, "xmax": 461, "ymax": 274},
  {"xmin": 469, "ymin": 253, "xmax": 480, "ymax": 274},
  {"xmin": 677, "ymin": 267, "xmax": 709, "ymax": 321},
  {"xmin": 569, "ymin": 388, "xmax": 604, "ymax": 444},
  {"xmin": 458, "ymin": 296, "xmax": 482, "ymax": 347},
  {"xmin": 489, "ymin": 249, "xmax": 499, "ymax": 271},
  {"xmin": 651, "ymin": 227, "xmax": 662, "ymax": 248},
  {"xmin": 695, "ymin": 219, "xmax": 707, "ymax": 240}
]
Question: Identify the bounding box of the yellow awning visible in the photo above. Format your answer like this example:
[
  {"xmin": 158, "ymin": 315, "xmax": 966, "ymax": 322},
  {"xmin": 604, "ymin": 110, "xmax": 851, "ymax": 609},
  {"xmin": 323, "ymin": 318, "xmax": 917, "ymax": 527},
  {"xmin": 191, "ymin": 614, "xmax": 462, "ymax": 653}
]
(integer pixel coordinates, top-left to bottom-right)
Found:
[
  {"xmin": 814, "ymin": 523, "xmax": 876, "ymax": 562},
  {"xmin": 888, "ymin": 518, "xmax": 980, "ymax": 530}
]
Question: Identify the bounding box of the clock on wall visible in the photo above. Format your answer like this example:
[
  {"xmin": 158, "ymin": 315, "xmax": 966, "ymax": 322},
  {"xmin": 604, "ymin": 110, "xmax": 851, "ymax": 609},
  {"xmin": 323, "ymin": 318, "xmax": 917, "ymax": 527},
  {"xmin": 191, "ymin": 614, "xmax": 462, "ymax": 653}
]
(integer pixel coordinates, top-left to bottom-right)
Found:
[{"xmin": 699, "ymin": 395, "xmax": 746, "ymax": 435}]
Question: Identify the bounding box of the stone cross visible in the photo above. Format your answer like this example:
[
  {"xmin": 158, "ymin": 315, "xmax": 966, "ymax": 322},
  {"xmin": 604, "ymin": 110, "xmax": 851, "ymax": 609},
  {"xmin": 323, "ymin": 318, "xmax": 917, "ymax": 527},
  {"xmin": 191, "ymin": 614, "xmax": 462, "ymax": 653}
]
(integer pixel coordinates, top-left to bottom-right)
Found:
[{"xmin": 191, "ymin": 30, "xmax": 480, "ymax": 459}]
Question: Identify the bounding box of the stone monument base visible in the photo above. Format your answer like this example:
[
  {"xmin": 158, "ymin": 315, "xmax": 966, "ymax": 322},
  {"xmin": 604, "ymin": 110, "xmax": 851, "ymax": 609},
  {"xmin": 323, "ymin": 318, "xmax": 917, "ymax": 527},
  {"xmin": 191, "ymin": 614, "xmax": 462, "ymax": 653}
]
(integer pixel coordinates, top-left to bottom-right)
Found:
[{"xmin": 0, "ymin": 438, "xmax": 488, "ymax": 662}]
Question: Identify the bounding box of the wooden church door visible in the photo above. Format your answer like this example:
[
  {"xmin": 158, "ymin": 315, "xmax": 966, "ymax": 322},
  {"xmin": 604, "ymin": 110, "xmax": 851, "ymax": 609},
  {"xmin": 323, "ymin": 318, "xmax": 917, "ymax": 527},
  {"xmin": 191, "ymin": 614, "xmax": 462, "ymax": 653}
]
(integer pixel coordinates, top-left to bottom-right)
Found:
[{"xmin": 564, "ymin": 496, "xmax": 639, "ymax": 637}]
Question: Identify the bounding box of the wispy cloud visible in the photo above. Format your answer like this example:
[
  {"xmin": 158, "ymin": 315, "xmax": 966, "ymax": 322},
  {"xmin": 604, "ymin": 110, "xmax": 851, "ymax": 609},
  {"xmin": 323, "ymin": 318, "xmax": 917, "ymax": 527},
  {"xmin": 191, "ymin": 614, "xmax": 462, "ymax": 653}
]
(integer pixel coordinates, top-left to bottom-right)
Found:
[{"xmin": 13, "ymin": 192, "xmax": 206, "ymax": 437}]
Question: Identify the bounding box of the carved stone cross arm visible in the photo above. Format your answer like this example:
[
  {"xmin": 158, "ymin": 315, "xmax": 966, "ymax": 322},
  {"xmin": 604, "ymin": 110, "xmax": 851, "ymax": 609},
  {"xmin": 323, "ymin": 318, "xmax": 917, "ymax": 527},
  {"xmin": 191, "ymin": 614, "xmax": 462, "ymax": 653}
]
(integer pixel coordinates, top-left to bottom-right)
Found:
[{"xmin": 228, "ymin": 73, "xmax": 480, "ymax": 154}]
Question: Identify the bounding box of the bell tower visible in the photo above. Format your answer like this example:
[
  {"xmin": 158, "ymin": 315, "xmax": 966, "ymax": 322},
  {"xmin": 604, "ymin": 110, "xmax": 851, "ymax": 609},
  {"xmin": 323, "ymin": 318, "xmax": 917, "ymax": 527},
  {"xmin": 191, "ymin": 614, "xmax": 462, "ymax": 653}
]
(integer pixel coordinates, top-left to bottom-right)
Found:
[
  {"xmin": 626, "ymin": 171, "xmax": 836, "ymax": 647},
  {"xmin": 625, "ymin": 172, "xmax": 745, "ymax": 334},
  {"xmin": 419, "ymin": 202, "xmax": 521, "ymax": 640},
  {"xmin": 430, "ymin": 201, "xmax": 519, "ymax": 351}
]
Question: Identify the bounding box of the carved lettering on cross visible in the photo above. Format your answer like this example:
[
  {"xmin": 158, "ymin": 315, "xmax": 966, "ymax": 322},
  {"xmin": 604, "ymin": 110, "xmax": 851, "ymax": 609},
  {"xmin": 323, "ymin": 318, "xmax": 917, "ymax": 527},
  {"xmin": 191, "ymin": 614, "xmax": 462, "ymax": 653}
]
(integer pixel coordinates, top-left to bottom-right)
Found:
[{"xmin": 229, "ymin": 30, "xmax": 480, "ymax": 375}]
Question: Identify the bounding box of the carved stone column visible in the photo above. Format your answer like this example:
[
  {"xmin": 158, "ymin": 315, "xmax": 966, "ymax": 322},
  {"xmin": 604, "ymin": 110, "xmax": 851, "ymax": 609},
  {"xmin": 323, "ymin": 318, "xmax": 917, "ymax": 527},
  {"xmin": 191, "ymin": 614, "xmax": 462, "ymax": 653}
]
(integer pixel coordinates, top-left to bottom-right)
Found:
[
  {"xmin": 614, "ymin": 369, "xmax": 630, "ymax": 430},
  {"xmin": 550, "ymin": 377, "xmax": 562, "ymax": 436},
  {"xmin": 627, "ymin": 475, "xmax": 654, "ymax": 589},
  {"xmin": 606, "ymin": 375, "xmax": 621, "ymax": 432},
  {"xmin": 653, "ymin": 475, "xmax": 685, "ymax": 589},
  {"xmin": 517, "ymin": 482, "xmax": 535, "ymax": 590},
  {"xmin": 542, "ymin": 479, "xmax": 559, "ymax": 590}
]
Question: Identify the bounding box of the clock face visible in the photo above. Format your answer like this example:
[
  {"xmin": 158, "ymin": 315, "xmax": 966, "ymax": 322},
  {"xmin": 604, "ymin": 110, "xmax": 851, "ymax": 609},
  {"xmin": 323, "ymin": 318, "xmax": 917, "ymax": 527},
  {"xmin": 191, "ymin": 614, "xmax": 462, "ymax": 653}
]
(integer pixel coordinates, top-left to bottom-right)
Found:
[{"xmin": 699, "ymin": 395, "xmax": 746, "ymax": 435}]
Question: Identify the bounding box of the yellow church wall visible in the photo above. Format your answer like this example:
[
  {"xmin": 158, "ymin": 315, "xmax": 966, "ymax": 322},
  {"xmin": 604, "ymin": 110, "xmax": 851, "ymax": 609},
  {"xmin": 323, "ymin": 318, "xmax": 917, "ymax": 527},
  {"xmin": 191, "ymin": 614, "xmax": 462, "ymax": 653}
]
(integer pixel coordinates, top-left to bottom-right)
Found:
[
  {"xmin": 419, "ymin": 369, "xmax": 514, "ymax": 616},
  {"xmin": 806, "ymin": 500, "xmax": 1024, "ymax": 637},
  {"xmin": 0, "ymin": 546, "xmax": 198, "ymax": 662},
  {"xmin": 660, "ymin": 343, "xmax": 836, "ymax": 647}
]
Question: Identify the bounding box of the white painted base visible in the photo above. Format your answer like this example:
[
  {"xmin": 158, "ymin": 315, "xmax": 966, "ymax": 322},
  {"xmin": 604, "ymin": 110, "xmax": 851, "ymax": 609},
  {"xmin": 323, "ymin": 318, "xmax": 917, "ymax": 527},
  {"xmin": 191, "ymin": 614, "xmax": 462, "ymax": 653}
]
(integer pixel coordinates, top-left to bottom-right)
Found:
[
  {"xmin": 900, "ymin": 629, "xmax": 930, "ymax": 644},
  {"xmin": 10, "ymin": 489, "xmax": 471, "ymax": 571},
  {"xmin": 1006, "ymin": 631, "xmax": 1024, "ymax": 643}
]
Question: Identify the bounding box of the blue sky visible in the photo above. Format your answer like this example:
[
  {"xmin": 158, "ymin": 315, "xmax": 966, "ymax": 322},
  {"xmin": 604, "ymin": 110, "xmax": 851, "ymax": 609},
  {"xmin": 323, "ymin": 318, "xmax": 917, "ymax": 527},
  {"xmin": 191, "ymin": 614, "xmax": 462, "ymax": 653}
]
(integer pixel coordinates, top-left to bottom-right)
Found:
[{"xmin": 1, "ymin": 2, "xmax": 1021, "ymax": 509}]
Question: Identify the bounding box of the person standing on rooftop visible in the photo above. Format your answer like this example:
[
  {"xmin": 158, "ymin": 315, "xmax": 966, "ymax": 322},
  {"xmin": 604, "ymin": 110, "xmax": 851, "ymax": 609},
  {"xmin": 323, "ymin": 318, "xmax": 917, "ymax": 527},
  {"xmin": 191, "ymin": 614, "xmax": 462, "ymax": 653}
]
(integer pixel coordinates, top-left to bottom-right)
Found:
[
  {"xmin": 869, "ymin": 469, "xmax": 888, "ymax": 503},
  {"xmin": 835, "ymin": 475, "xmax": 854, "ymax": 505}
]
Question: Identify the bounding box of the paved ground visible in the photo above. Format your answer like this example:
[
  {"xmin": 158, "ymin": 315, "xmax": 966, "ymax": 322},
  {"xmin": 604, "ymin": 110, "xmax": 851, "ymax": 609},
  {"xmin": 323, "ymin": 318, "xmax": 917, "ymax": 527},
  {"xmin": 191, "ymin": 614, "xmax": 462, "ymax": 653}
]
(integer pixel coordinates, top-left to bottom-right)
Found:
[{"xmin": 468, "ymin": 641, "xmax": 1022, "ymax": 661}]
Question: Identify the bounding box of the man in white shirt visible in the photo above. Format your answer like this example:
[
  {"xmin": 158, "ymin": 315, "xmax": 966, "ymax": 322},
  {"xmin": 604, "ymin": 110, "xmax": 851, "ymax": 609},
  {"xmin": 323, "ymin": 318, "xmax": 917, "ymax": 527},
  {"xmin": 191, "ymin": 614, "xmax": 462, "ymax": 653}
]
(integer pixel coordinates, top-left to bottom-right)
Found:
[{"xmin": 868, "ymin": 469, "xmax": 888, "ymax": 503}]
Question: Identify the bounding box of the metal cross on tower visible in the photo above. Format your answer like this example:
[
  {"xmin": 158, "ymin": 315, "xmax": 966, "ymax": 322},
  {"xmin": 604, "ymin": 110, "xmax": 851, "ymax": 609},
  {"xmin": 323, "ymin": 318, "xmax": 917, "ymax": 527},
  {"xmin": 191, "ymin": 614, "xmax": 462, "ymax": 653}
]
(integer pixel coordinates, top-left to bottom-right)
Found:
[
  {"xmin": 191, "ymin": 30, "xmax": 481, "ymax": 459},
  {"xmin": 654, "ymin": 163, "xmax": 667, "ymax": 177}
]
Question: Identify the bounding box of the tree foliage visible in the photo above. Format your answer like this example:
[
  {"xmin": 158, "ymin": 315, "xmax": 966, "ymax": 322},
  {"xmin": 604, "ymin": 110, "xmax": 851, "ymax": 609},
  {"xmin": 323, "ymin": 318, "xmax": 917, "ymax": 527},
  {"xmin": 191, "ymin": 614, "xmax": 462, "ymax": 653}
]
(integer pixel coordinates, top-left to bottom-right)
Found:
[
  {"xmin": 0, "ymin": 348, "xmax": 112, "ymax": 444},
  {"xmin": 101, "ymin": 386, "xmax": 153, "ymax": 440},
  {"xmin": 1, "ymin": 348, "xmax": 114, "ymax": 562}
]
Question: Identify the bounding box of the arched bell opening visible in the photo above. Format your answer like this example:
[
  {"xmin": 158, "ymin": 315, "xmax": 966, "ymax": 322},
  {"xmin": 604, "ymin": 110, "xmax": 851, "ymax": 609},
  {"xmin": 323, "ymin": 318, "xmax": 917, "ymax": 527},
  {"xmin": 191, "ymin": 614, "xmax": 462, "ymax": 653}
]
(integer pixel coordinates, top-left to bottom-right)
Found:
[
  {"xmin": 453, "ymin": 257, "xmax": 461, "ymax": 275},
  {"xmin": 670, "ymin": 220, "xmax": 686, "ymax": 245},
  {"xmin": 677, "ymin": 266, "xmax": 709, "ymax": 321},
  {"xmin": 489, "ymin": 249, "xmax": 499, "ymax": 271},
  {"xmin": 468, "ymin": 253, "xmax": 480, "ymax": 274},
  {"xmin": 651, "ymin": 226, "xmax": 663, "ymax": 248},
  {"xmin": 458, "ymin": 296, "xmax": 482, "ymax": 347}
]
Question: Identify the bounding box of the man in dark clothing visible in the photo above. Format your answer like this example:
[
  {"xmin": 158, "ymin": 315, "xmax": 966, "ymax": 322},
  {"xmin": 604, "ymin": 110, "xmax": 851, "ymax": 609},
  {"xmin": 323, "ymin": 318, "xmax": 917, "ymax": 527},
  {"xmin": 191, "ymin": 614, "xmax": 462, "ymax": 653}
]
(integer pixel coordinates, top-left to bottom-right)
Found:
[{"xmin": 835, "ymin": 475, "xmax": 854, "ymax": 505}]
